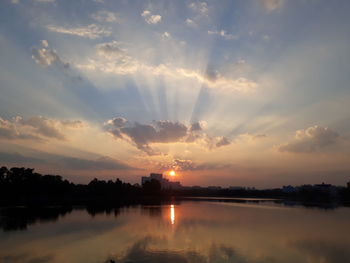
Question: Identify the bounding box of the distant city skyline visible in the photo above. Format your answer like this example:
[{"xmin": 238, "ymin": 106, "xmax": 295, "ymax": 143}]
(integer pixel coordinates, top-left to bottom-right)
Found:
[{"xmin": 1, "ymin": 0, "xmax": 350, "ymax": 187}]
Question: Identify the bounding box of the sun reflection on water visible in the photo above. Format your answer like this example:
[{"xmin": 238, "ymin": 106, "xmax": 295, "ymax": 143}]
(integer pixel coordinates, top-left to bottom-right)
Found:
[{"xmin": 170, "ymin": 204, "xmax": 175, "ymax": 225}]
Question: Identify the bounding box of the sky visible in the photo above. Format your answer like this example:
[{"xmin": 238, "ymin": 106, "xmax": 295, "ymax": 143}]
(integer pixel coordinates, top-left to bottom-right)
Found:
[{"xmin": 0, "ymin": 0, "xmax": 350, "ymax": 187}]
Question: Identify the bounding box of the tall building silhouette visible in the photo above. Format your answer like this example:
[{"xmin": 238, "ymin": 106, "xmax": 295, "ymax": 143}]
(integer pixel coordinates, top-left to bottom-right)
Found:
[{"xmin": 141, "ymin": 173, "xmax": 182, "ymax": 190}]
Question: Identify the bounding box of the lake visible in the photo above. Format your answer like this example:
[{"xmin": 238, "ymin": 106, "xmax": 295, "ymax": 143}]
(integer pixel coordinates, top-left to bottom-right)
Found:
[{"xmin": 0, "ymin": 200, "xmax": 349, "ymax": 263}]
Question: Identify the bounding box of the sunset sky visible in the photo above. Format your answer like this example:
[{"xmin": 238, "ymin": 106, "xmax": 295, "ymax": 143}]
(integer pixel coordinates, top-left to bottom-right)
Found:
[{"xmin": 1, "ymin": 0, "xmax": 350, "ymax": 187}]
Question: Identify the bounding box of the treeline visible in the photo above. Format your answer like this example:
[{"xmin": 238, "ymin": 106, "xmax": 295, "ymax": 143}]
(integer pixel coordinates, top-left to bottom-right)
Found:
[
  {"xmin": 1, "ymin": 166, "xmax": 349, "ymax": 206},
  {"xmin": 172, "ymin": 186, "xmax": 350, "ymax": 206},
  {"xmin": 0, "ymin": 166, "xmax": 162, "ymax": 205}
]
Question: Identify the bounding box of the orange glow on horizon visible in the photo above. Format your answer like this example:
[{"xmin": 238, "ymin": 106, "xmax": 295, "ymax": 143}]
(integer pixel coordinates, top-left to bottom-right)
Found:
[{"xmin": 169, "ymin": 170, "xmax": 176, "ymax": 177}]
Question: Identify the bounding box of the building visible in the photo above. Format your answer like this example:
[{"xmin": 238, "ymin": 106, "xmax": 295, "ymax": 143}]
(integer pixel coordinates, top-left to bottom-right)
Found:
[
  {"xmin": 229, "ymin": 186, "xmax": 245, "ymax": 190},
  {"xmin": 141, "ymin": 173, "xmax": 163, "ymax": 185},
  {"xmin": 141, "ymin": 173, "xmax": 182, "ymax": 190},
  {"xmin": 207, "ymin": 186, "xmax": 222, "ymax": 190},
  {"xmin": 282, "ymin": 185, "xmax": 296, "ymax": 193}
]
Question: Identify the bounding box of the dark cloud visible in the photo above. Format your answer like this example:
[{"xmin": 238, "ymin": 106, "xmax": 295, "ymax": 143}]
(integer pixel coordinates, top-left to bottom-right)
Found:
[
  {"xmin": 0, "ymin": 152, "xmax": 44, "ymax": 164},
  {"xmin": 59, "ymin": 156, "xmax": 133, "ymax": 170},
  {"xmin": 120, "ymin": 121, "xmax": 187, "ymax": 155},
  {"xmin": 106, "ymin": 117, "xmax": 128, "ymax": 128},
  {"xmin": 205, "ymin": 66, "xmax": 220, "ymax": 82},
  {"xmin": 216, "ymin": 136, "xmax": 230, "ymax": 147},
  {"xmin": 279, "ymin": 126, "xmax": 339, "ymax": 153},
  {"xmin": 189, "ymin": 121, "xmax": 204, "ymax": 132},
  {"xmin": 0, "ymin": 151, "xmax": 134, "ymax": 171},
  {"xmin": 105, "ymin": 117, "xmax": 231, "ymax": 154},
  {"xmin": 163, "ymin": 159, "xmax": 232, "ymax": 171}
]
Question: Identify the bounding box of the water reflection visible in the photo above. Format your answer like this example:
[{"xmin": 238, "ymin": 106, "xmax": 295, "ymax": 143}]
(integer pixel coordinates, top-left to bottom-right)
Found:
[
  {"xmin": 104, "ymin": 236, "xmax": 262, "ymax": 263},
  {"xmin": 0, "ymin": 201, "xmax": 349, "ymax": 263},
  {"xmin": 0, "ymin": 199, "xmax": 342, "ymax": 232},
  {"xmin": 0, "ymin": 206, "xmax": 72, "ymax": 231},
  {"xmin": 170, "ymin": 204, "xmax": 175, "ymax": 225}
]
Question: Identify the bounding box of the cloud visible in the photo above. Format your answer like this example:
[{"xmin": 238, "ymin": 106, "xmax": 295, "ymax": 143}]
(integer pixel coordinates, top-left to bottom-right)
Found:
[
  {"xmin": 60, "ymin": 120, "xmax": 84, "ymax": 128},
  {"xmin": 91, "ymin": 10, "xmax": 118, "ymax": 23},
  {"xmin": 89, "ymin": 41, "xmax": 141, "ymax": 75},
  {"xmin": 46, "ymin": 24, "xmax": 111, "ymax": 39},
  {"xmin": 208, "ymin": 30, "xmax": 238, "ymax": 40},
  {"xmin": 59, "ymin": 156, "xmax": 133, "ymax": 170},
  {"xmin": 0, "ymin": 151, "xmax": 134, "ymax": 170},
  {"xmin": 189, "ymin": 2, "xmax": 208, "ymax": 15},
  {"xmin": 162, "ymin": 31, "xmax": 171, "ymax": 39},
  {"xmin": 253, "ymin": 134, "xmax": 267, "ymax": 139},
  {"xmin": 189, "ymin": 121, "xmax": 206, "ymax": 132},
  {"xmin": 35, "ymin": 0, "xmax": 55, "ymax": 3},
  {"xmin": 185, "ymin": 18, "xmax": 197, "ymax": 27},
  {"xmin": 0, "ymin": 253, "xmax": 54, "ymax": 263},
  {"xmin": 0, "ymin": 116, "xmax": 84, "ymax": 142},
  {"xmin": 76, "ymin": 41, "xmax": 258, "ymax": 92},
  {"xmin": 0, "ymin": 117, "xmax": 42, "ymax": 141},
  {"xmin": 0, "ymin": 152, "xmax": 43, "ymax": 164},
  {"xmin": 16, "ymin": 116, "xmax": 65, "ymax": 140},
  {"xmin": 105, "ymin": 117, "xmax": 127, "ymax": 128},
  {"xmin": 262, "ymin": 34, "xmax": 271, "ymax": 42},
  {"xmin": 105, "ymin": 118, "xmax": 230, "ymax": 155},
  {"xmin": 216, "ymin": 136, "xmax": 230, "ymax": 147},
  {"xmin": 235, "ymin": 133, "xmax": 267, "ymax": 144},
  {"xmin": 32, "ymin": 40, "xmax": 69, "ymax": 68},
  {"xmin": 165, "ymin": 159, "xmax": 231, "ymax": 171},
  {"xmin": 262, "ymin": 0, "xmax": 285, "ymax": 12},
  {"xmin": 141, "ymin": 10, "xmax": 161, "ymax": 24},
  {"xmin": 117, "ymin": 121, "xmax": 187, "ymax": 154},
  {"xmin": 279, "ymin": 125, "xmax": 339, "ymax": 153},
  {"xmin": 96, "ymin": 41, "xmax": 126, "ymax": 57},
  {"xmin": 11, "ymin": 0, "xmax": 55, "ymax": 3}
]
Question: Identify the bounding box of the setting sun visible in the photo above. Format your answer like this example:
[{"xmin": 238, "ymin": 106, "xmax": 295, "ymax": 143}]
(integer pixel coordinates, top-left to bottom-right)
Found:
[{"xmin": 169, "ymin": 170, "xmax": 176, "ymax": 177}]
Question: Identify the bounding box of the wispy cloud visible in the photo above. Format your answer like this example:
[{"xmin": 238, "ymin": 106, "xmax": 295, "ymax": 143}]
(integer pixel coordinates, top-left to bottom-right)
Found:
[
  {"xmin": 185, "ymin": 18, "xmax": 197, "ymax": 27},
  {"xmin": 189, "ymin": 2, "xmax": 208, "ymax": 15},
  {"xmin": 91, "ymin": 10, "xmax": 119, "ymax": 23},
  {"xmin": 11, "ymin": 0, "xmax": 55, "ymax": 3},
  {"xmin": 159, "ymin": 158, "xmax": 232, "ymax": 171},
  {"xmin": 46, "ymin": 24, "xmax": 111, "ymax": 39},
  {"xmin": 262, "ymin": 0, "xmax": 285, "ymax": 12},
  {"xmin": 0, "ymin": 151, "xmax": 134, "ymax": 170},
  {"xmin": 76, "ymin": 41, "xmax": 257, "ymax": 92},
  {"xmin": 208, "ymin": 30, "xmax": 238, "ymax": 40}
]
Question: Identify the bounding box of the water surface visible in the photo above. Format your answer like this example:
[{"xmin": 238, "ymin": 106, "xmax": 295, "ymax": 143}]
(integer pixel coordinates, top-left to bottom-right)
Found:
[{"xmin": 0, "ymin": 201, "xmax": 349, "ymax": 263}]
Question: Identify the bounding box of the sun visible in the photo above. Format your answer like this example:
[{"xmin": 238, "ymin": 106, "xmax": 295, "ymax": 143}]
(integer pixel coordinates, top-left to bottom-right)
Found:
[{"xmin": 169, "ymin": 170, "xmax": 176, "ymax": 177}]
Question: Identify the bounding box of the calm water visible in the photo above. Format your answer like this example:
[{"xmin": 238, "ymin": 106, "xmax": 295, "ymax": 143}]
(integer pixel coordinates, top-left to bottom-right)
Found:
[{"xmin": 0, "ymin": 200, "xmax": 350, "ymax": 263}]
